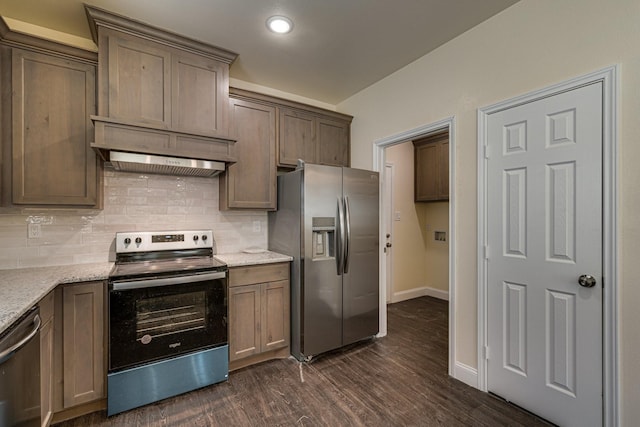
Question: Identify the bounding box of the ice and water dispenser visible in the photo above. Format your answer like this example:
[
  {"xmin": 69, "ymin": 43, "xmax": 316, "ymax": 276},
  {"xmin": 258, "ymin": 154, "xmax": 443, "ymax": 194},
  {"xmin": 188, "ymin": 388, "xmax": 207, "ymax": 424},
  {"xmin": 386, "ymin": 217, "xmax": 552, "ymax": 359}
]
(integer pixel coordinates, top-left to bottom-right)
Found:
[{"xmin": 311, "ymin": 217, "xmax": 335, "ymax": 259}]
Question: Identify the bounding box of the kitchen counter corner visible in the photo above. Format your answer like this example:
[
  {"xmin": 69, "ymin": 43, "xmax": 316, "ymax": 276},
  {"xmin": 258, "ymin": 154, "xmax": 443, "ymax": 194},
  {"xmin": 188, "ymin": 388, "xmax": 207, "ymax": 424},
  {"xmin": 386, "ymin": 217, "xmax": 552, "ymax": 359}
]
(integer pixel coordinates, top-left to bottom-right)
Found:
[{"xmin": 0, "ymin": 262, "xmax": 113, "ymax": 336}]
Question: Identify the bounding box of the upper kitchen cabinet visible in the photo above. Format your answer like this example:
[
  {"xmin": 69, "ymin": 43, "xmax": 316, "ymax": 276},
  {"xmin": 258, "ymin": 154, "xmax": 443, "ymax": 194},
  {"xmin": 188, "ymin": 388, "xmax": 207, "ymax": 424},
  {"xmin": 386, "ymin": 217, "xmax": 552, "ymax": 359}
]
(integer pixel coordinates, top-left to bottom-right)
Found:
[
  {"xmin": 220, "ymin": 96, "xmax": 277, "ymax": 210},
  {"xmin": 85, "ymin": 5, "xmax": 238, "ymax": 163},
  {"xmin": 413, "ymin": 131, "xmax": 449, "ymax": 202},
  {"xmin": 316, "ymin": 117, "xmax": 350, "ymax": 167},
  {"xmin": 0, "ymin": 20, "xmax": 101, "ymax": 207},
  {"xmin": 279, "ymin": 107, "xmax": 317, "ymax": 166},
  {"xmin": 229, "ymin": 88, "xmax": 352, "ymax": 169},
  {"xmin": 279, "ymin": 107, "xmax": 351, "ymax": 168}
]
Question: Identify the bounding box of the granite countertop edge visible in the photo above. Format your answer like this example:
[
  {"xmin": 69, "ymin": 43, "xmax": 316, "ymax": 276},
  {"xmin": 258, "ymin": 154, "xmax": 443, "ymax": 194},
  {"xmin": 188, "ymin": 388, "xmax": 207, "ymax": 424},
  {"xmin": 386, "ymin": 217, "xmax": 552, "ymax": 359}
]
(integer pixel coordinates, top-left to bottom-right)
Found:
[
  {"xmin": 0, "ymin": 251, "xmax": 292, "ymax": 335},
  {"xmin": 215, "ymin": 251, "xmax": 293, "ymax": 267},
  {"xmin": 0, "ymin": 262, "xmax": 114, "ymax": 336}
]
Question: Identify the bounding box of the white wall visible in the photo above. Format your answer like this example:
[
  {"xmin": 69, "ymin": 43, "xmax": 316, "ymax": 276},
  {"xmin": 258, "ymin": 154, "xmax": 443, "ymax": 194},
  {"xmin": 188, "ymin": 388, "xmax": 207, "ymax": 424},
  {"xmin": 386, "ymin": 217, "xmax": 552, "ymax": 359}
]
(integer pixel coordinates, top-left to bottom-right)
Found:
[
  {"xmin": 0, "ymin": 169, "xmax": 267, "ymax": 269},
  {"xmin": 421, "ymin": 201, "xmax": 449, "ymax": 294},
  {"xmin": 338, "ymin": 0, "xmax": 640, "ymax": 423}
]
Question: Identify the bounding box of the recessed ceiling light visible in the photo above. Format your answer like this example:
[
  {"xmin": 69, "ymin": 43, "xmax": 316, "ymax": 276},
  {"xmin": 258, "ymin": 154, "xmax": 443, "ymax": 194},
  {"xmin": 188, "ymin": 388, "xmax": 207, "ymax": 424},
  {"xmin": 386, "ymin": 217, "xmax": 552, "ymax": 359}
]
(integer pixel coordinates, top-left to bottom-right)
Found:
[{"xmin": 266, "ymin": 15, "xmax": 293, "ymax": 34}]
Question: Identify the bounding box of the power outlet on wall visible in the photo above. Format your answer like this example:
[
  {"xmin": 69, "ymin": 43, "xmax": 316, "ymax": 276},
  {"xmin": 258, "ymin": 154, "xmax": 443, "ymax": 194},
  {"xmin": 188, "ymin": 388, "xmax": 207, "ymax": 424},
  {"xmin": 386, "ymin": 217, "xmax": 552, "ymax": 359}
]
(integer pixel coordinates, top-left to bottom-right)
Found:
[
  {"xmin": 252, "ymin": 221, "xmax": 261, "ymax": 233},
  {"xmin": 28, "ymin": 223, "xmax": 42, "ymax": 239}
]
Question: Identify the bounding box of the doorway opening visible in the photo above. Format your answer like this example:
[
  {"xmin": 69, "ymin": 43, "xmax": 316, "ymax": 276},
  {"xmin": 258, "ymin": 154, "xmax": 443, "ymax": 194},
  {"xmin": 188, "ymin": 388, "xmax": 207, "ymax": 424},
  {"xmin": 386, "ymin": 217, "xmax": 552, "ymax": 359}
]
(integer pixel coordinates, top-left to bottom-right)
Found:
[{"xmin": 374, "ymin": 116, "xmax": 458, "ymax": 379}]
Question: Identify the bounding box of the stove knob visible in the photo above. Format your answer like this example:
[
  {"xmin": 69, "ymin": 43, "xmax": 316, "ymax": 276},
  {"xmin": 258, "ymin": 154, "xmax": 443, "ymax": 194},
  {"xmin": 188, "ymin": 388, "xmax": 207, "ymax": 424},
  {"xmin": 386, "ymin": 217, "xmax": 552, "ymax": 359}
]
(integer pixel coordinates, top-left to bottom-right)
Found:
[
  {"xmin": 193, "ymin": 235, "xmax": 199, "ymax": 241},
  {"xmin": 124, "ymin": 237, "xmax": 131, "ymax": 245},
  {"xmin": 135, "ymin": 237, "xmax": 142, "ymax": 244},
  {"xmin": 202, "ymin": 235, "xmax": 208, "ymax": 242}
]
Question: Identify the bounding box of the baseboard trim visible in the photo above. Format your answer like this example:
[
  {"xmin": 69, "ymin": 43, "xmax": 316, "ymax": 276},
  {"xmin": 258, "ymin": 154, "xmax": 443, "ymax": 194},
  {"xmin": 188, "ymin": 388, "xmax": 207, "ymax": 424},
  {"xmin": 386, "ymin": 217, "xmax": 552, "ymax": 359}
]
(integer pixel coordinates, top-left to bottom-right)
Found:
[
  {"xmin": 453, "ymin": 362, "xmax": 478, "ymax": 388},
  {"xmin": 392, "ymin": 286, "xmax": 449, "ymax": 303}
]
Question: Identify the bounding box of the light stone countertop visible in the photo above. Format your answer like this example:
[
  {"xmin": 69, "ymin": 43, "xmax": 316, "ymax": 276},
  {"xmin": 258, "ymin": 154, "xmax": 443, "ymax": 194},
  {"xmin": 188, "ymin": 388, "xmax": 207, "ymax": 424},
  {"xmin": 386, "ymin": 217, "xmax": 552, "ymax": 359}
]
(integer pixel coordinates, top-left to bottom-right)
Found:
[
  {"xmin": 0, "ymin": 262, "xmax": 113, "ymax": 336},
  {"xmin": 215, "ymin": 250, "xmax": 292, "ymax": 267},
  {"xmin": 0, "ymin": 251, "xmax": 292, "ymax": 336}
]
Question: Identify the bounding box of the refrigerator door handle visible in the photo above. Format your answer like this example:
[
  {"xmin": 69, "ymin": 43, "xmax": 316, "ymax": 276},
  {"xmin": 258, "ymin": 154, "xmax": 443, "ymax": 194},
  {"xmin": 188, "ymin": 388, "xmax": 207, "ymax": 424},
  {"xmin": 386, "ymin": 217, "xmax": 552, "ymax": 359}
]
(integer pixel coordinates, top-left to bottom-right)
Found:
[
  {"xmin": 336, "ymin": 197, "xmax": 345, "ymax": 275},
  {"xmin": 343, "ymin": 196, "xmax": 351, "ymax": 274}
]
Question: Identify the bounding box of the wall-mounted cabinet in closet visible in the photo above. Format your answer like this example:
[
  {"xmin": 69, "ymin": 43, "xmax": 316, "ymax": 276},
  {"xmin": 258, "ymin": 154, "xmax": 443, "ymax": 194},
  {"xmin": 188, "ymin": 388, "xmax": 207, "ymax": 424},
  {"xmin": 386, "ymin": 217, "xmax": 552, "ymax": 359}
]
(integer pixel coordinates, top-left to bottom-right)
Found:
[{"xmin": 413, "ymin": 131, "xmax": 449, "ymax": 202}]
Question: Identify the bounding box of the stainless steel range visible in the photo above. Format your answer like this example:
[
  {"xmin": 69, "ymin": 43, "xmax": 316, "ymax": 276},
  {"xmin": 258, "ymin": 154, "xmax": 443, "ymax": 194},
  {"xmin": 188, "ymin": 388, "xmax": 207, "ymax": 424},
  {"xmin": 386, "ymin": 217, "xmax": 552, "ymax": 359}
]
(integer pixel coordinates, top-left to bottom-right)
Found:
[{"xmin": 107, "ymin": 230, "xmax": 228, "ymax": 416}]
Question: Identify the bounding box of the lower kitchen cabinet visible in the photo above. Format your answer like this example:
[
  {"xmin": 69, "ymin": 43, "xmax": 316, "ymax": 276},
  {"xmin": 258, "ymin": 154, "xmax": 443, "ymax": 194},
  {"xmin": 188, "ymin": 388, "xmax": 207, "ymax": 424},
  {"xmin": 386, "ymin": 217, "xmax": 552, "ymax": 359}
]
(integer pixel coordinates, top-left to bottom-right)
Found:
[
  {"xmin": 228, "ymin": 263, "xmax": 290, "ymax": 370},
  {"xmin": 39, "ymin": 291, "xmax": 55, "ymax": 427},
  {"xmin": 52, "ymin": 281, "xmax": 106, "ymax": 422}
]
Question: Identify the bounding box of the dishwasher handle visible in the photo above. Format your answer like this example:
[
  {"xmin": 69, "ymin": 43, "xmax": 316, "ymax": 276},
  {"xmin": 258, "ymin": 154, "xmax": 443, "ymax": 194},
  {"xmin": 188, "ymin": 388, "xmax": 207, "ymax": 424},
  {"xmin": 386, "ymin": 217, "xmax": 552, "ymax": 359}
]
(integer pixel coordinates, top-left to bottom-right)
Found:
[{"xmin": 0, "ymin": 313, "xmax": 41, "ymax": 365}]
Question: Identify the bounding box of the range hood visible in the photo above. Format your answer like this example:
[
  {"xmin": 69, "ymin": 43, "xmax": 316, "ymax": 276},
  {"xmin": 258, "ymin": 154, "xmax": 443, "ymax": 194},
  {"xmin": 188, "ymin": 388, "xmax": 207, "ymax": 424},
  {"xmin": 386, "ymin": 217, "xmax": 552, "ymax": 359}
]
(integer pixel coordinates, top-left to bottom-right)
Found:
[
  {"xmin": 108, "ymin": 151, "xmax": 225, "ymax": 177},
  {"xmin": 86, "ymin": 6, "xmax": 238, "ymax": 179}
]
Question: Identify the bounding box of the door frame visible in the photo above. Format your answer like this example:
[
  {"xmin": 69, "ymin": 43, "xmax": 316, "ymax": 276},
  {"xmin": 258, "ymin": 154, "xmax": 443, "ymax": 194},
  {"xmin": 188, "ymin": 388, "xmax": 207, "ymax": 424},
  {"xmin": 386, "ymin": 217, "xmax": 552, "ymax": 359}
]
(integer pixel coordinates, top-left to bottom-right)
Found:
[
  {"xmin": 373, "ymin": 116, "xmax": 457, "ymax": 378},
  {"xmin": 384, "ymin": 162, "xmax": 395, "ymax": 303},
  {"xmin": 477, "ymin": 65, "xmax": 619, "ymax": 426}
]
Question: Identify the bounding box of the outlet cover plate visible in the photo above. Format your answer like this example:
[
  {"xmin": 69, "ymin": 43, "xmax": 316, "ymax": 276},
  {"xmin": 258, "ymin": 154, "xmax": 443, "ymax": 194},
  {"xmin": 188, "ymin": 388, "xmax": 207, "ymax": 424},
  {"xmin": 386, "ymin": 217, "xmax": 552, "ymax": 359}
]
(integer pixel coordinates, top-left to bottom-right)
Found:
[{"xmin": 28, "ymin": 223, "xmax": 42, "ymax": 239}]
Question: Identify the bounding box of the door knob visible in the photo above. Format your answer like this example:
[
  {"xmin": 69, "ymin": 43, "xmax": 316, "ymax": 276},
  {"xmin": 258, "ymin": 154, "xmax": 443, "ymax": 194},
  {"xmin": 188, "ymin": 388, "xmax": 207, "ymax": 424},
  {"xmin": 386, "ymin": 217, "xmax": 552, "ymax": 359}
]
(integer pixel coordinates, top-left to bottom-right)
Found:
[
  {"xmin": 386, "ymin": 242, "xmax": 392, "ymax": 248},
  {"xmin": 578, "ymin": 274, "xmax": 597, "ymax": 288}
]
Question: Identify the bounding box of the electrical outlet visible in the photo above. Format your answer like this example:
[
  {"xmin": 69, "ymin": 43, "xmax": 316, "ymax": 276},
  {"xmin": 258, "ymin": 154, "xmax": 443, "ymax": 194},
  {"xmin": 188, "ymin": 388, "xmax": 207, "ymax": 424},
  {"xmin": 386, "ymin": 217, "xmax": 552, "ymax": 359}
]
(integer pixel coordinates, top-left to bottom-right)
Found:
[
  {"xmin": 394, "ymin": 211, "xmax": 401, "ymax": 221},
  {"xmin": 28, "ymin": 223, "xmax": 42, "ymax": 239},
  {"xmin": 252, "ymin": 221, "xmax": 261, "ymax": 233}
]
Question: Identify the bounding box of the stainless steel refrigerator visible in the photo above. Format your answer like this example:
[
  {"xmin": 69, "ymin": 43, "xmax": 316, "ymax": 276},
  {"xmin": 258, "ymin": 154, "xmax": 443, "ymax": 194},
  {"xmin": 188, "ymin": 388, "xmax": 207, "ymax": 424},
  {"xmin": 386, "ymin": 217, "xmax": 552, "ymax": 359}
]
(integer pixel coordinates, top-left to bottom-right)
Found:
[{"xmin": 268, "ymin": 163, "xmax": 379, "ymax": 361}]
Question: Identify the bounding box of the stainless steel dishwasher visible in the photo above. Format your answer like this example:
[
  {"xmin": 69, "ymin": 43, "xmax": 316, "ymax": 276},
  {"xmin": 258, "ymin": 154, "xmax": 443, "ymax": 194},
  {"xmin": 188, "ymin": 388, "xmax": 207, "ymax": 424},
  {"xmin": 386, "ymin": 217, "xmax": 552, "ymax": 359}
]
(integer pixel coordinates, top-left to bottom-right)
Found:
[{"xmin": 0, "ymin": 307, "xmax": 41, "ymax": 427}]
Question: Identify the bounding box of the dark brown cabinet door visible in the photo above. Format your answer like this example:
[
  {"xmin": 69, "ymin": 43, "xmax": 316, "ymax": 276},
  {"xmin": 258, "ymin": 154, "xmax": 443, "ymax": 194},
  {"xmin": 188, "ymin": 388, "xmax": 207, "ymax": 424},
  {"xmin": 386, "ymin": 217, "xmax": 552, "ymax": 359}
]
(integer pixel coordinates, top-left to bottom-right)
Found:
[
  {"xmin": 316, "ymin": 117, "xmax": 350, "ymax": 167},
  {"xmin": 61, "ymin": 281, "xmax": 105, "ymax": 408},
  {"xmin": 261, "ymin": 280, "xmax": 290, "ymax": 352},
  {"xmin": 105, "ymin": 32, "xmax": 231, "ymax": 139},
  {"xmin": 221, "ymin": 98, "xmax": 276, "ymax": 209},
  {"xmin": 10, "ymin": 48, "xmax": 98, "ymax": 206},
  {"xmin": 228, "ymin": 284, "xmax": 261, "ymax": 362},
  {"xmin": 172, "ymin": 52, "xmax": 229, "ymax": 137},
  {"xmin": 278, "ymin": 107, "xmax": 316, "ymax": 166},
  {"xmin": 39, "ymin": 291, "xmax": 54, "ymax": 427},
  {"xmin": 413, "ymin": 133, "xmax": 449, "ymax": 202},
  {"xmin": 438, "ymin": 141, "xmax": 449, "ymax": 200},
  {"xmin": 106, "ymin": 35, "xmax": 171, "ymax": 127}
]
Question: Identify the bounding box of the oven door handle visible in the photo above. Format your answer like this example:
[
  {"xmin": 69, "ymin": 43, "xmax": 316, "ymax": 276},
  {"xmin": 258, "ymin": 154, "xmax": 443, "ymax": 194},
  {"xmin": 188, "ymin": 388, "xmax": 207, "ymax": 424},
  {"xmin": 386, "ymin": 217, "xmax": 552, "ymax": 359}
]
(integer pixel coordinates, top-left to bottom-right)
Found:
[{"xmin": 111, "ymin": 271, "xmax": 226, "ymax": 291}]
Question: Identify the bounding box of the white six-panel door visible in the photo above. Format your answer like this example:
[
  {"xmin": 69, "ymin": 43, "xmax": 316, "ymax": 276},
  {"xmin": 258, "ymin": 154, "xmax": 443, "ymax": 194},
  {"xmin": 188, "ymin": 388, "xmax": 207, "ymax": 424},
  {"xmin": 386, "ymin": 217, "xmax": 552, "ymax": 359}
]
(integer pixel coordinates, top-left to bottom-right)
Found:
[{"xmin": 486, "ymin": 82, "xmax": 603, "ymax": 427}]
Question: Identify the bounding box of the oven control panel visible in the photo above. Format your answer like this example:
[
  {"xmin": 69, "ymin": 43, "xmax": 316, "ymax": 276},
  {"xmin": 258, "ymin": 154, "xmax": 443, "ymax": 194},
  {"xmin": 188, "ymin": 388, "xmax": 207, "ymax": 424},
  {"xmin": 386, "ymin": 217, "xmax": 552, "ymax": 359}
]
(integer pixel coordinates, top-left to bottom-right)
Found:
[{"xmin": 116, "ymin": 230, "xmax": 213, "ymax": 253}]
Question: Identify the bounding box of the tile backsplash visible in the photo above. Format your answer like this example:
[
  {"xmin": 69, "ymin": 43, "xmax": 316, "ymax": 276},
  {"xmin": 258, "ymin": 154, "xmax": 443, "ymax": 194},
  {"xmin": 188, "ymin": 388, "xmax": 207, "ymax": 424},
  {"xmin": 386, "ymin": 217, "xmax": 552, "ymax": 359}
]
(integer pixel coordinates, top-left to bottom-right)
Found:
[{"xmin": 0, "ymin": 169, "xmax": 268, "ymax": 269}]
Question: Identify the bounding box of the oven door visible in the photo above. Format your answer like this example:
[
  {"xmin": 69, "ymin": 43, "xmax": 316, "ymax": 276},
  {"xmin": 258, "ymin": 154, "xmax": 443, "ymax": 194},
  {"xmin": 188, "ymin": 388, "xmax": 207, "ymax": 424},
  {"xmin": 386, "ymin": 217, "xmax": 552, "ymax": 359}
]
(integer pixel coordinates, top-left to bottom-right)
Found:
[{"xmin": 109, "ymin": 271, "xmax": 227, "ymax": 372}]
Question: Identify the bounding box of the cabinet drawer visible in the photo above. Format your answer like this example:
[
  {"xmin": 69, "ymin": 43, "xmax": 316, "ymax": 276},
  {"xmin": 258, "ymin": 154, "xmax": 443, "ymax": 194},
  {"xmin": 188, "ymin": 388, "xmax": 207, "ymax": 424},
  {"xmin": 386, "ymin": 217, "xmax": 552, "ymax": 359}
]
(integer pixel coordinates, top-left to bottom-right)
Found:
[{"xmin": 228, "ymin": 263, "xmax": 289, "ymax": 287}]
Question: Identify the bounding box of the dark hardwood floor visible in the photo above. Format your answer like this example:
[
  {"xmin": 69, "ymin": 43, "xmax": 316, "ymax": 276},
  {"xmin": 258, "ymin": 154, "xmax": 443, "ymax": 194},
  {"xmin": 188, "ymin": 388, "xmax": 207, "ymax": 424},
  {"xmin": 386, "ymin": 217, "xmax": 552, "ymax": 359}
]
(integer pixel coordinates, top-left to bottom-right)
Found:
[{"xmin": 55, "ymin": 297, "xmax": 549, "ymax": 426}]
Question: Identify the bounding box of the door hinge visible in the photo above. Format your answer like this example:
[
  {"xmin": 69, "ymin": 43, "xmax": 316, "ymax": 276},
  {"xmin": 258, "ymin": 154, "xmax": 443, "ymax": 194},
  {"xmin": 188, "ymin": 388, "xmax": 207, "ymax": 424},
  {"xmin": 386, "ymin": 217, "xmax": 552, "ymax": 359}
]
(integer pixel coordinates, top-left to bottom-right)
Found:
[
  {"xmin": 484, "ymin": 145, "xmax": 489, "ymax": 159},
  {"xmin": 483, "ymin": 345, "xmax": 490, "ymax": 360},
  {"xmin": 484, "ymin": 245, "xmax": 490, "ymax": 260}
]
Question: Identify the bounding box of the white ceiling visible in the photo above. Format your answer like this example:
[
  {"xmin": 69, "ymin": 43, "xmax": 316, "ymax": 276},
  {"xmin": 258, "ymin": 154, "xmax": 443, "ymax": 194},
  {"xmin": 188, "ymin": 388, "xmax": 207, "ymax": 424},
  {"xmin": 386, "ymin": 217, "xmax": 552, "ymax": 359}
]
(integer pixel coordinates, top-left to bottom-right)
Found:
[{"xmin": 0, "ymin": 0, "xmax": 519, "ymax": 105}]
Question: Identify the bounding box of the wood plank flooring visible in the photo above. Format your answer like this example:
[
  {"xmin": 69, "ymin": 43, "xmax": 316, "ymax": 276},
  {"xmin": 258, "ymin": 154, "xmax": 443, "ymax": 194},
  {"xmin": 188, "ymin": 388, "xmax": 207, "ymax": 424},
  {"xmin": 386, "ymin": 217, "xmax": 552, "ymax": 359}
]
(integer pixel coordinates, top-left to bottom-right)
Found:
[{"xmin": 55, "ymin": 297, "xmax": 550, "ymax": 426}]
